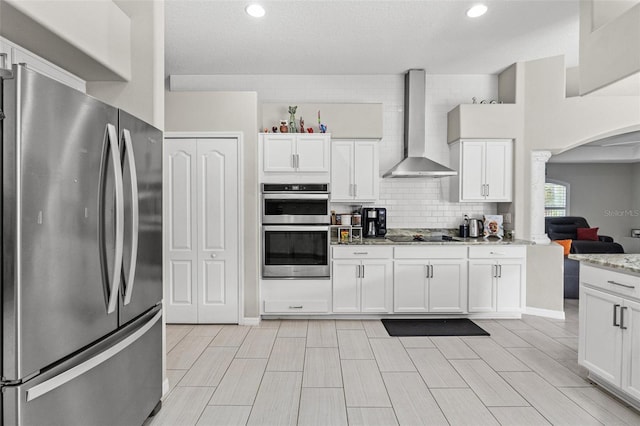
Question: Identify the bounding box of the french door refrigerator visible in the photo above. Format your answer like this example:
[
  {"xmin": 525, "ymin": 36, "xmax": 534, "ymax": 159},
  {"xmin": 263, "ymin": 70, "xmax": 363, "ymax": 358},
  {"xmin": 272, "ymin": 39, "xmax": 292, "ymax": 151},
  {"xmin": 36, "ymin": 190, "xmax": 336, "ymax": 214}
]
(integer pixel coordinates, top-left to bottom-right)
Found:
[{"xmin": 1, "ymin": 64, "xmax": 163, "ymax": 425}]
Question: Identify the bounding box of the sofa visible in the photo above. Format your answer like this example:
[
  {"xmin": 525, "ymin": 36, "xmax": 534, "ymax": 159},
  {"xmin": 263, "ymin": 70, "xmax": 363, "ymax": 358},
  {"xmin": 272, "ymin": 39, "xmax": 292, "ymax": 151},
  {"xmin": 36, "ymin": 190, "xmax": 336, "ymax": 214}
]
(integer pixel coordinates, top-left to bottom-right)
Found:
[{"xmin": 545, "ymin": 216, "xmax": 624, "ymax": 298}]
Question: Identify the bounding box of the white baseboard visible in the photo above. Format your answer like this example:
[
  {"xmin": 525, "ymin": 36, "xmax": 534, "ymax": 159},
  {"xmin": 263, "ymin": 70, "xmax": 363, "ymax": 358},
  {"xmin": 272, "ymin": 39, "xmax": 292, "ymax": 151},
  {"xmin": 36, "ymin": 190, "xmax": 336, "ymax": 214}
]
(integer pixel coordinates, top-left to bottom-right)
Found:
[
  {"xmin": 241, "ymin": 317, "xmax": 260, "ymax": 326},
  {"xmin": 162, "ymin": 378, "xmax": 170, "ymax": 397},
  {"xmin": 525, "ymin": 306, "xmax": 565, "ymax": 320}
]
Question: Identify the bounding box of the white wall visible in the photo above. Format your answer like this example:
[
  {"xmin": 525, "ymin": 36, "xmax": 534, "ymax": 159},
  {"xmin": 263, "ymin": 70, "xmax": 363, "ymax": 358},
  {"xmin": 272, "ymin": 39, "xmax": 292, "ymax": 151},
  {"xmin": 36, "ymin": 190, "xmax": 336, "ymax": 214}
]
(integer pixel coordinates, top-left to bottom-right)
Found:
[
  {"xmin": 87, "ymin": 0, "xmax": 164, "ymax": 128},
  {"xmin": 580, "ymin": 0, "xmax": 640, "ymax": 94},
  {"xmin": 170, "ymin": 73, "xmax": 498, "ymax": 229},
  {"xmin": 546, "ymin": 163, "xmax": 636, "ymax": 243}
]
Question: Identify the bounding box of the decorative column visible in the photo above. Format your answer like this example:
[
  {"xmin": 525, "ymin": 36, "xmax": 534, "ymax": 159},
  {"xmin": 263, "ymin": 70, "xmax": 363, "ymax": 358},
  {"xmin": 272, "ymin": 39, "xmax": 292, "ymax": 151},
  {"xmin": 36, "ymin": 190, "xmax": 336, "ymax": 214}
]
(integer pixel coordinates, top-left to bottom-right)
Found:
[{"xmin": 530, "ymin": 150, "xmax": 552, "ymax": 244}]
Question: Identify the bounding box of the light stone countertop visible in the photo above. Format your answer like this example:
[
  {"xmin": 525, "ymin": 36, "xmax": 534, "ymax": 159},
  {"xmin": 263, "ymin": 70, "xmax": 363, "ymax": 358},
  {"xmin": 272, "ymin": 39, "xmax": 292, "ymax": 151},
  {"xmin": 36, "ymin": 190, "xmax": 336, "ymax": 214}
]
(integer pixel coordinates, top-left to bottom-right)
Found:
[{"xmin": 568, "ymin": 253, "xmax": 640, "ymax": 275}]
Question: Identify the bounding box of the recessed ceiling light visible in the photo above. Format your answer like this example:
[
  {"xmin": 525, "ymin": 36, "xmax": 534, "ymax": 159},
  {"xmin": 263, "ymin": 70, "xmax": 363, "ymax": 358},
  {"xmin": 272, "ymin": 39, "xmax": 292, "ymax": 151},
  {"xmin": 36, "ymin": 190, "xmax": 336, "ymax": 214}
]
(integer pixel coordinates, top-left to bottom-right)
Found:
[
  {"xmin": 245, "ymin": 4, "xmax": 265, "ymax": 18},
  {"xmin": 466, "ymin": 4, "xmax": 488, "ymax": 18}
]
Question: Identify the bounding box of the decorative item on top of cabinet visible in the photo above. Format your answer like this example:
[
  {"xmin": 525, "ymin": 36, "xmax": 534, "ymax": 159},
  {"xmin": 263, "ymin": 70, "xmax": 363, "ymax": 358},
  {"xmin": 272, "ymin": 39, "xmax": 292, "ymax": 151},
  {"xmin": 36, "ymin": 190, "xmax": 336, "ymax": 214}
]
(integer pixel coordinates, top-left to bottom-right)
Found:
[
  {"xmin": 259, "ymin": 133, "xmax": 331, "ymax": 183},
  {"xmin": 331, "ymin": 139, "xmax": 379, "ymax": 202},
  {"xmin": 288, "ymin": 106, "xmax": 298, "ymax": 133},
  {"xmin": 449, "ymin": 138, "xmax": 513, "ymax": 202}
]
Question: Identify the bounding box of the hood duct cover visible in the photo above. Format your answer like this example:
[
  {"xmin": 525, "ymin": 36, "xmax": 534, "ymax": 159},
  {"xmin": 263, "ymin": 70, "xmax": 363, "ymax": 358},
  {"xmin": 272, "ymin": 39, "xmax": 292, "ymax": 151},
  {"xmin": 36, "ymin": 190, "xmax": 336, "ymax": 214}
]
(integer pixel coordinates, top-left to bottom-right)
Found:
[{"xmin": 383, "ymin": 69, "xmax": 457, "ymax": 178}]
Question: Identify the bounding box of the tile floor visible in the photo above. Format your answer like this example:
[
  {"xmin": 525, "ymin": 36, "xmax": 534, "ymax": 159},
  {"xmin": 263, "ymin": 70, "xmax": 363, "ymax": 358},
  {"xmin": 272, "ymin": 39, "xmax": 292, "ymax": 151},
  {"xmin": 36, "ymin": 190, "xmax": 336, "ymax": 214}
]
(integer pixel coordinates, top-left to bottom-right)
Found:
[{"xmin": 148, "ymin": 300, "xmax": 640, "ymax": 425}]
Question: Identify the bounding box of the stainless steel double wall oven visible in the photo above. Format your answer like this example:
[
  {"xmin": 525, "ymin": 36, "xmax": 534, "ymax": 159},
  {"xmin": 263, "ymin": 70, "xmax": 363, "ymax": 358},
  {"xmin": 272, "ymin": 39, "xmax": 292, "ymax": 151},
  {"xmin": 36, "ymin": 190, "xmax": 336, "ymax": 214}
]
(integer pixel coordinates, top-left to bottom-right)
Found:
[{"xmin": 261, "ymin": 184, "xmax": 330, "ymax": 278}]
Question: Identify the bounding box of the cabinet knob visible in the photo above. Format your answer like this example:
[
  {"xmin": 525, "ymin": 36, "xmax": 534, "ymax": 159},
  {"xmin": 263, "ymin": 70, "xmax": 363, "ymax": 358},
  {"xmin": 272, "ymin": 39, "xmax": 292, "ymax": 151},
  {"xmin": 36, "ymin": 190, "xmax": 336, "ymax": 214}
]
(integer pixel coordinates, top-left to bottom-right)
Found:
[{"xmin": 210, "ymin": 253, "xmax": 217, "ymax": 258}]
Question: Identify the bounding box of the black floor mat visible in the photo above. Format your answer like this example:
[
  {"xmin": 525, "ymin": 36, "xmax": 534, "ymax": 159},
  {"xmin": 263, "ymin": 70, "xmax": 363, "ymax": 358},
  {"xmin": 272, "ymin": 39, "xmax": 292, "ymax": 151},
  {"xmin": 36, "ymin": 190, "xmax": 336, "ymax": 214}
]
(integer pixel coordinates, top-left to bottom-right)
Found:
[{"xmin": 381, "ymin": 318, "xmax": 490, "ymax": 337}]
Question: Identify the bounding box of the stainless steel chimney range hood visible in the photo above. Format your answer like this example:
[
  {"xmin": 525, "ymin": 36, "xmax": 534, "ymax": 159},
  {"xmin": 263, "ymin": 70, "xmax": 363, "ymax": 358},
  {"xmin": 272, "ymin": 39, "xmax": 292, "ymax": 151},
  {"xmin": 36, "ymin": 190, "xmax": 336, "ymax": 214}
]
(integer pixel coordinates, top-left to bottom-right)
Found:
[{"xmin": 383, "ymin": 69, "xmax": 457, "ymax": 178}]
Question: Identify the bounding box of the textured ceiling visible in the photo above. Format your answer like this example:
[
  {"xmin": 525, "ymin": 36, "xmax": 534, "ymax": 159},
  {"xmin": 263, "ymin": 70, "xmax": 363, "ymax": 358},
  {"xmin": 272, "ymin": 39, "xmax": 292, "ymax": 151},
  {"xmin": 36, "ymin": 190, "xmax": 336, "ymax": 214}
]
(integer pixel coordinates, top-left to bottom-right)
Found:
[{"xmin": 165, "ymin": 0, "xmax": 580, "ymax": 76}]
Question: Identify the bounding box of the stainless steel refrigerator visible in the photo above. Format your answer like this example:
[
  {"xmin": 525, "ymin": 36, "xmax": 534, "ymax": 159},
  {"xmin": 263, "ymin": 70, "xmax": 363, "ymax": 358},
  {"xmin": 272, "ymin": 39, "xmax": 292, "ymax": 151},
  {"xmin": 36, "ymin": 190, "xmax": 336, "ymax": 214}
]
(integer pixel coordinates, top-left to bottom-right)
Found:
[{"xmin": 1, "ymin": 64, "xmax": 163, "ymax": 425}]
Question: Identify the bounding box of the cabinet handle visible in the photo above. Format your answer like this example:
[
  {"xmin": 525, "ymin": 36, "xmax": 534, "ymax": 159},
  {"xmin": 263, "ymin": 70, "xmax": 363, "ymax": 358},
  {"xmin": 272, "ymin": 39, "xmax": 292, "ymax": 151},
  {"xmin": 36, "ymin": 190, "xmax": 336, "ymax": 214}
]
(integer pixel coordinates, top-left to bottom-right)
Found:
[
  {"xmin": 489, "ymin": 252, "xmax": 505, "ymax": 256},
  {"xmin": 492, "ymin": 264, "xmax": 496, "ymax": 278},
  {"xmin": 498, "ymin": 264, "xmax": 502, "ymax": 278},
  {"xmin": 353, "ymin": 252, "xmax": 368, "ymax": 255},
  {"xmin": 355, "ymin": 265, "xmax": 360, "ymax": 278},
  {"xmin": 296, "ymin": 154, "xmax": 300, "ymax": 169},
  {"xmin": 425, "ymin": 265, "xmax": 429, "ymax": 279},
  {"xmin": 621, "ymin": 306, "xmax": 628, "ymax": 330},
  {"xmin": 289, "ymin": 305, "xmax": 303, "ymax": 309},
  {"xmin": 486, "ymin": 184, "xmax": 490, "ymax": 197},
  {"xmin": 354, "ymin": 184, "xmax": 357, "ymax": 197},
  {"xmin": 292, "ymin": 154, "xmax": 296, "ymax": 169},
  {"xmin": 607, "ymin": 280, "xmax": 635, "ymax": 289},
  {"xmin": 362, "ymin": 265, "xmax": 365, "ymax": 278},
  {"xmin": 613, "ymin": 304, "xmax": 621, "ymax": 327}
]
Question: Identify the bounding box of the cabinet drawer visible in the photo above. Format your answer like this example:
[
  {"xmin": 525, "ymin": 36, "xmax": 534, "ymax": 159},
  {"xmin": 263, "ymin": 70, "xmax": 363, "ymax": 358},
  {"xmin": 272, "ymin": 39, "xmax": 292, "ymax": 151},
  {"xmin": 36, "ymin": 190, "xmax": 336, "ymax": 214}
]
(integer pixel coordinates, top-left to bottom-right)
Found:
[
  {"xmin": 468, "ymin": 246, "xmax": 526, "ymax": 259},
  {"xmin": 394, "ymin": 246, "xmax": 467, "ymax": 259},
  {"xmin": 263, "ymin": 300, "xmax": 329, "ymax": 313},
  {"xmin": 581, "ymin": 264, "xmax": 640, "ymax": 300},
  {"xmin": 332, "ymin": 246, "xmax": 393, "ymax": 259}
]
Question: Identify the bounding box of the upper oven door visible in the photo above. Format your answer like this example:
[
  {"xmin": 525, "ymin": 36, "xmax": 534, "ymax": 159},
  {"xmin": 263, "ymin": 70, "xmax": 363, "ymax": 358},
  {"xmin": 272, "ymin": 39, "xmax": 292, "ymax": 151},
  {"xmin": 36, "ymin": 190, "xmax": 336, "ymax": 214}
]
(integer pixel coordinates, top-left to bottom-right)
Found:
[{"xmin": 262, "ymin": 193, "xmax": 330, "ymax": 224}]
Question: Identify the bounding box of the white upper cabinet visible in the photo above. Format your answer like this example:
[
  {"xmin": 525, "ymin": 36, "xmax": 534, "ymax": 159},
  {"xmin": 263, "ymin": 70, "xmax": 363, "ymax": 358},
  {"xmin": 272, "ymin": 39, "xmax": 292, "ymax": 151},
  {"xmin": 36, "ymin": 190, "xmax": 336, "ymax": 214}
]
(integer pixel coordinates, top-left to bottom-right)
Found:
[
  {"xmin": 259, "ymin": 133, "xmax": 330, "ymax": 183},
  {"xmin": 1, "ymin": 37, "xmax": 86, "ymax": 92},
  {"xmin": 331, "ymin": 139, "xmax": 379, "ymax": 202},
  {"xmin": 450, "ymin": 139, "xmax": 513, "ymax": 202}
]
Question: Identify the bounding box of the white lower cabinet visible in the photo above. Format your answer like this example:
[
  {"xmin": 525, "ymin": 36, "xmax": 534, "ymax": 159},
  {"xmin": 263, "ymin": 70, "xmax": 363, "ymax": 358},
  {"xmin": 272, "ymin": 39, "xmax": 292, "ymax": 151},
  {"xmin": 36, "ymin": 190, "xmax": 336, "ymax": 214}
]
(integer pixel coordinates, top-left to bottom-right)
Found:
[
  {"xmin": 579, "ymin": 264, "xmax": 640, "ymax": 407},
  {"xmin": 393, "ymin": 247, "xmax": 468, "ymax": 313},
  {"xmin": 468, "ymin": 247, "xmax": 525, "ymax": 314},
  {"xmin": 332, "ymin": 247, "xmax": 393, "ymax": 313}
]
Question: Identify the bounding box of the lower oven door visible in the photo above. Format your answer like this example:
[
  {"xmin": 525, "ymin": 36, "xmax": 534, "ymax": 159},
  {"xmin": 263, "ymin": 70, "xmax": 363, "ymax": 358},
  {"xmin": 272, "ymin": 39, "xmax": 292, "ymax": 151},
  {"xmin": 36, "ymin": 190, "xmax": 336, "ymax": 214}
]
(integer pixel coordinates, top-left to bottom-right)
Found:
[{"xmin": 262, "ymin": 225, "xmax": 330, "ymax": 278}]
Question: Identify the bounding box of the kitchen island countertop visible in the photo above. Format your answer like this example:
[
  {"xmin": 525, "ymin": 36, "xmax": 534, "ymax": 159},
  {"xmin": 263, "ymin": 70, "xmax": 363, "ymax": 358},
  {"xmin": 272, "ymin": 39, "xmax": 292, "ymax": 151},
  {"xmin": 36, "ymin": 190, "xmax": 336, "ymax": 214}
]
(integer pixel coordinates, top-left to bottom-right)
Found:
[{"xmin": 568, "ymin": 253, "xmax": 640, "ymax": 275}]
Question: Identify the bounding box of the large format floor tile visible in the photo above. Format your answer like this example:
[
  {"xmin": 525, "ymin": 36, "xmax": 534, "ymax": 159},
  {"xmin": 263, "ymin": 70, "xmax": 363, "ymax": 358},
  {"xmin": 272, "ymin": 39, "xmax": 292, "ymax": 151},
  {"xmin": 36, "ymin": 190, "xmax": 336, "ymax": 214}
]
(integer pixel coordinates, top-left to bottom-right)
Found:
[{"xmin": 158, "ymin": 300, "xmax": 640, "ymax": 425}]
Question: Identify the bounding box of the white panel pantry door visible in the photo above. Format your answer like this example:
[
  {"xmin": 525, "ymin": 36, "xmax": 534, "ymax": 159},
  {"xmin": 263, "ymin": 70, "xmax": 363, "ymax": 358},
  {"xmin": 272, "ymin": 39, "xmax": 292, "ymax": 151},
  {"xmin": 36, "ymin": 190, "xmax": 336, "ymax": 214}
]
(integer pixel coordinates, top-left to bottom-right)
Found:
[
  {"xmin": 197, "ymin": 139, "xmax": 239, "ymax": 323},
  {"xmin": 164, "ymin": 139, "xmax": 198, "ymax": 323},
  {"xmin": 164, "ymin": 137, "xmax": 239, "ymax": 324}
]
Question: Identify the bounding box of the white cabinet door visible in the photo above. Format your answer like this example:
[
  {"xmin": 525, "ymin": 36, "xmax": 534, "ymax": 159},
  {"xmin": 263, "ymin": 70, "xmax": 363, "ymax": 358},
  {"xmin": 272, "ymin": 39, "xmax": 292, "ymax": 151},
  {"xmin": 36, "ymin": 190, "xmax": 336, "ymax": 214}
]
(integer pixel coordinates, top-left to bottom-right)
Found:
[
  {"xmin": 332, "ymin": 260, "xmax": 361, "ymax": 313},
  {"xmin": 622, "ymin": 299, "xmax": 640, "ymax": 400},
  {"xmin": 579, "ymin": 286, "xmax": 622, "ymax": 386},
  {"xmin": 429, "ymin": 260, "xmax": 466, "ymax": 313},
  {"xmin": 263, "ymin": 134, "xmax": 296, "ymax": 172},
  {"xmin": 394, "ymin": 261, "xmax": 428, "ymax": 313},
  {"xmin": 164, "ymin": 137, "xmax": 240, "ymax": 324},
  {"xmin": 196, "ymin": 139, "xmax": 239, "ymax": 323},
  {"xmin": 331, "ymin": 141, "xmax": 354, "ymax": 201},
  {"xmin": 164, "ymin": 139, "xmax": 199, "ymax": 323},
  {"xmin": 496, "ymin": 261, "xmax": 523, "ymax": 312},
  {"xmin": 484, "ymin": 141, "xmax": 512, "ymax": 202},
  {"xmin": 361, "ymin": 260, "xmax": 392, "ymax": 313},
  {"xmin": 460, "ymin": 141, "xmax": 485, "ymax": 201},
  {"xmin": 353, "ymin": 141, "xmax": 379, "ymax": 201},
  {"xmin": 468, "ymin": 261, "xmax": 495, "ymax": 312},
  {"xmin": 296, "ymin": 134, "xmax": 330, "ymax": 172}
]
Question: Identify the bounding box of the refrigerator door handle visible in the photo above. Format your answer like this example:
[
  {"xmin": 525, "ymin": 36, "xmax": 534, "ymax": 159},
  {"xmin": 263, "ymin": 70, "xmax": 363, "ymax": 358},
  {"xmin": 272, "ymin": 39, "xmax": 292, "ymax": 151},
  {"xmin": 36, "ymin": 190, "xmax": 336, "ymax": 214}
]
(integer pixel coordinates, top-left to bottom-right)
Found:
[
  {"xmin": 103, "ymin": 123, "xmax": 125, "ymax": 314},
  {"xmin": 121, "ymin": 128, "xmax": 139, "ymax": 306},
  {"xmin": 25, "ymin": 310, "xmax": 162, "ymax": 402}
]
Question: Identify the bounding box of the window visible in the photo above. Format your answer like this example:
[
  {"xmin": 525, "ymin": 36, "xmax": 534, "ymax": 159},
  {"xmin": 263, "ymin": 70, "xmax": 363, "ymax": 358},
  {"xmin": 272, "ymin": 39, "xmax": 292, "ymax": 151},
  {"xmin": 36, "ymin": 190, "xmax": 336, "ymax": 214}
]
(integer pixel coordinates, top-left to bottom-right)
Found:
[{"xmin": 545, "ymin": 180, "xmax": 569, "ymax": 217}]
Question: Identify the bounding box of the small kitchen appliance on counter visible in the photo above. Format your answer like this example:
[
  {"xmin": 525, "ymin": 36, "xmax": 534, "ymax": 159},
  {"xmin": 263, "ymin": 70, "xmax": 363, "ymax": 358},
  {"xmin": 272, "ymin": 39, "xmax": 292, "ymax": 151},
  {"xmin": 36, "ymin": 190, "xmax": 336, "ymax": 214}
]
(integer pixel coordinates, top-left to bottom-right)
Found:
[
  {"xmin": 362, "ymin": 207, "xmax": 387, "ymax": 238},
  {"xmin": 468, "ymin": 218, "xmax": 484, "ymax": 238},
  {"xmin": 632, "ymin": 229, "xmax": 640, "ymax": 238}
]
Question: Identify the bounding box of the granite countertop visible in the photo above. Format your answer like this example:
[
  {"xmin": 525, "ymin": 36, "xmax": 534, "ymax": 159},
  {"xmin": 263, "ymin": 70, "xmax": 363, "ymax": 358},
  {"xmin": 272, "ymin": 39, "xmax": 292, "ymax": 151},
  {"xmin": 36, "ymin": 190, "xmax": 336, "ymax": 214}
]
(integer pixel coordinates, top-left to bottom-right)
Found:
[
  {"xmin": 331, "ymin": 228, "xmax": 532, "ymax": 246},
  {"xmin": 568, "ymin": 253, "xmax": 640, "ymax": 274}
]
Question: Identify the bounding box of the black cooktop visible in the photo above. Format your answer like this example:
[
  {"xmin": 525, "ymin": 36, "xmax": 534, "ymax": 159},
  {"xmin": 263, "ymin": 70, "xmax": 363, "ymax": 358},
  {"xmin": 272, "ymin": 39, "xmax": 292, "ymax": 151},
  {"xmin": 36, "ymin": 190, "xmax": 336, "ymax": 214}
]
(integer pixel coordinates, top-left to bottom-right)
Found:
[{"xmin": 386, "ymin": 235, "xmax": 461, "ymax": 243}]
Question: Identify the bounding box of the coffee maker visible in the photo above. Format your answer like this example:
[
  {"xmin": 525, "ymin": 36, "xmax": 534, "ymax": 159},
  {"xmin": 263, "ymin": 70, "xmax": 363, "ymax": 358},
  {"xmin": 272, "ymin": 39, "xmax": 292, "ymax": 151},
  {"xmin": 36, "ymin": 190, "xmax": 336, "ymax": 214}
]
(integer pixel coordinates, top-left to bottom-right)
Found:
[{"xmin": 362, "ymin": 207, "xmax": 387, "ymax": 238}]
